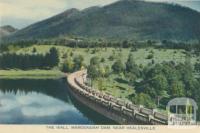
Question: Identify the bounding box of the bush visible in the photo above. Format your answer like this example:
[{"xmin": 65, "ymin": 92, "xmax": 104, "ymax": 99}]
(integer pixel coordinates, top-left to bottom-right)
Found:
[
  {"xmin": 146, "ymin": 54, "xmax": 154, "ymax": 59},
  {"xmin": 62, "ymin": 53, "xmax": 68, "ymax": 59},
  {"xmin": 61, "ymin": 58, "xmax": 74, "ymax": 73},
  {"xmin": 108, "ymin": 55, "xmax": 115, "ymax": 61},
  {"xmin": 32, "ymin": 47, "xmax": 37, "ymax": 53},
  {"xmin": 131, "ymin": 47, "xmax": 137, "ymax": 52},
  {"xmin": 90, "ymin": 56, "xmax": 100, "ymax": 65},
  {"xmin": 73, "ymin": 55, "xmax": 84, "ymax": 71},
  {"xmin": 70, "ymin": 51, "xmax": 73, "ymax": 57},
  {"xmin": 151, "ymin": 59, "xmax": 155, "ymax": 64},
  {"xmin": 133, "ymin": 93, "xmax": 156, "ymax": 108},
  {"xmin": 91, "ymin": 49, "xmax": 96, "ymax": 54},
  {"xmin": 101, "ymin": 57, "xmax": 105, "ymax": 62},
  {"xmin": 112, "ymin": 59, "xmax": 125, "ymax": 73}
]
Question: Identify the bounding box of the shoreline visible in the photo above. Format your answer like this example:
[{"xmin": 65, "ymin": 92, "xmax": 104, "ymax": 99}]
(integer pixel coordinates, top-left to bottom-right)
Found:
[{"xmin": 0, "ymin": 69, "xmax": 65, "ymax": 79}]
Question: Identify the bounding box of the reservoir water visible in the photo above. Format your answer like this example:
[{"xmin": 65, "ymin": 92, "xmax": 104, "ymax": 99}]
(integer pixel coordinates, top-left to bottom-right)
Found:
[{"xmin": 0, "ymin": 78, "xmax": 115, "ymax": 124}]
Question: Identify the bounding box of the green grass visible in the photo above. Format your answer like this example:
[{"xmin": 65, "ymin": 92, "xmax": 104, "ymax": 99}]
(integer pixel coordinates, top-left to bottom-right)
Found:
[
  {"xmin": 0, "ymin": 69, "xmax": 65, "ymax": 79},
  {"xmin": 7, "ymin": 44, "xmax": 200, "ymax": 97},
  {"xmin": 92, "ymin": 74, "xmax": 135, "ymax": 101},
  {"xmin": 14, "ymin": 45, "xmax": 199, "ymax": 67}
]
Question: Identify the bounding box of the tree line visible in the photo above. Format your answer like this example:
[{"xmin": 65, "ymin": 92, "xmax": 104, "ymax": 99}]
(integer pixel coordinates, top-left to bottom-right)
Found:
[
  {"xmin": 0, "ymin": 47, "xmax": 59, "ymax": 70},
  {"xmin": 1, "ymin": 39, "xmax": 199, "ymax": 53},
  {"xmin": 160, "ymin": 40, "xmax": 200, "ymax": 53}
]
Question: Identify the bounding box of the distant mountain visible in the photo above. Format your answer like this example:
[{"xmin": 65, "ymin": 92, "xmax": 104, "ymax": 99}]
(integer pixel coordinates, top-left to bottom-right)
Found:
[
  {"xmin": 0, "ymin": 25, "xmax": 17, "ymax": 38},
  {"xmin": 4, "ymin": 0, "xmax": 200, "ymax": 41}
]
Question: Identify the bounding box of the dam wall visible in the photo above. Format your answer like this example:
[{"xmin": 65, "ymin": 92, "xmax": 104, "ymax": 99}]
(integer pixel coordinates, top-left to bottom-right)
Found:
[{"xmin": 67, "ymin": 70, "xmax": 168, "ymax": 125}]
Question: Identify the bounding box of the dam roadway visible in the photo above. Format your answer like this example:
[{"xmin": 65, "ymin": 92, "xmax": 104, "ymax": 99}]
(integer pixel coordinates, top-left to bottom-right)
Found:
[{"xmin": 67, "ymin": 70, "xmax": 168, "ymax": 125}]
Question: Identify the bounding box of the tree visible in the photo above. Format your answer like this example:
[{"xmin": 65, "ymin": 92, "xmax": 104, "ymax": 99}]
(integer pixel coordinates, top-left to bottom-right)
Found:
[
  {"xmin": 122, "ymin": 40, "xmax": 129, "ymax": 48},
  {"xmin": 108, "ymin": 55, "xmax": 115, "ymax": 61},
  {"xmin": 61, "ymin": 58, "xmax": 74, "ymax": 72},
  {"xmin": 87, "ymin": 56, "xmax": 101, "ymax": 86},
  {"xmin": 125, "ymin": 72, "xmax": 137, "ymax": 86},
  {"xmin": 99, "ymin": 66, "xmax": 106, "ymax": 78},
  {"xmin": 151, "ymin": 74, "xmax": 168, "ymax": 106},
  {"xmin": 70, "ymin": 51, "xmax": 73, "ymax": 57},
  {"xmin": 152, "ymin": 74, "xmax": 168, "ymax": 91},
  {"xmin": 90, "ymin": 56, "xmax": 100, "ymax": 66},
  {"xmin": 126, "ymin": 53, "xmax": 140, "ymax": 77},
  {"xmin": 112, "ymin": 59, "xmax": 124, "ymax": 73},
  {"xmin": 48, "ymin": 47, "xmax": 59, "ymax": 67},
  {"xmin": 87, "ymin": 64, "xmax": 99, "ymax": 81},
  {"xmin": 32, "ymin": 47, "xmax": 37, "ymax": 53},
  {"xmin": 145, "ymin": 64, "xmax": 163, "ymax": 79},
  {"xmin": 97, "ymin": 78, "xmax": 104, "ymax": 91},
  {"xmin": 171, "ymin": 80, "xmax": 185, "ymax": 97},
  {"xmin": 131, "ymin": 46, "xmax": 137, "ymax": 52},
  {"xmin": 146, "ymin": 54, "xmax": 154, "ymax": 59},
  {"xmin": 104, "ymin": 65, "xmax": 111, "ymax": 77},
  {"xmin": 73, "ymin": 55, "xmax": 84, "ymax": 71},
  {"xmin": 147, "ymin": 40, "xmax": 153, "ymax": 46},
  {"xmin": 101, "ymin": 57, "xmax": 105, "ymax": 62},
  {"xmin": 195, "ymin": 62, "xmax": 200, "ymax": 72},
  {"xmin": 133, "ymin": 93, "xmax": 156, "ymax": 108}
]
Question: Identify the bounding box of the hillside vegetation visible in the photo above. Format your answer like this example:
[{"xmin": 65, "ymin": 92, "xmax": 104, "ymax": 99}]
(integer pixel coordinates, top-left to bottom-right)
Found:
[{"xmin": 4, "ymin": 0, "xmax": 200, "ymax": 41}]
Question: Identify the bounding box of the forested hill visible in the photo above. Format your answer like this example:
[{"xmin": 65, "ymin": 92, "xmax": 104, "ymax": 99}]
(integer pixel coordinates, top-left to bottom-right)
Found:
[{"xmin": 4, "ymin": 0, "xmax": 200, "ymax": 41}]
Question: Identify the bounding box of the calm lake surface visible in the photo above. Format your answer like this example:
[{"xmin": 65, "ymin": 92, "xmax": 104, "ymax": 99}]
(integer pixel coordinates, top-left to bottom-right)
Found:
[{"xmin": 0, "ymin": 78, "xmax": 115, "ymax": 124}]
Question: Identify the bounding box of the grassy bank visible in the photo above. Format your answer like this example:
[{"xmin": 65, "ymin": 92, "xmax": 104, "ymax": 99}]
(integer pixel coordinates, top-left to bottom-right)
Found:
[{"xmin": 0, "ymin": 69, "xmax": 65, "ymax": 79}]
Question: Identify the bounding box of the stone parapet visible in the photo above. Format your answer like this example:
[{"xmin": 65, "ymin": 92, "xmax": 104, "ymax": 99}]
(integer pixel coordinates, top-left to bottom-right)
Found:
[{"xmin": 67, "ymin": 70, "xmax": 168, "ymax": 125}]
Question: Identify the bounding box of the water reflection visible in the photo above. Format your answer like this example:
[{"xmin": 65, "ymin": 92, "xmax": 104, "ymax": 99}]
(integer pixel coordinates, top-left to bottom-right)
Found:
[{"xmin": 0, "ymin": 79, "xmax": 115, "ymax": 124}]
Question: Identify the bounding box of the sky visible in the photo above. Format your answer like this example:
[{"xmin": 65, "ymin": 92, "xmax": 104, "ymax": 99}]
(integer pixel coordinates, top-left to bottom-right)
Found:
[{"xmin": 0, "ymin": 0, "xmax": 200, "ymax": 29}]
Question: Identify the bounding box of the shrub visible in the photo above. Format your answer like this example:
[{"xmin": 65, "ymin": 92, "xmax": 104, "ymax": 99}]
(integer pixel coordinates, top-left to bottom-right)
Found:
[
  {"xmin": 101, "ymin": 57, "xmax": 105, "ymax": 62},
  {"xmin": 146, "ymin": 54, "xmax": 154, "ymax": 59}
]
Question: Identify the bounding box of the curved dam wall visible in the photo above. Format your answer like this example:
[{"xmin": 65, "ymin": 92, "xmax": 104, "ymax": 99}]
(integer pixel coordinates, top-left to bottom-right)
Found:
[{"xmin": 67, "ymin": 70, "xmax": 168, "ymax": 125}]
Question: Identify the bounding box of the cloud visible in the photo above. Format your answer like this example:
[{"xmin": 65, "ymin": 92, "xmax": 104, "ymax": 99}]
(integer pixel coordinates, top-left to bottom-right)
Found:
[
  {"xmin": 0, "ymin": 0, "xmax": 118, "ymax": 28},
  {"xmin": 0, "ymin": 0, "xmax": 118, "ymax": 20},
  {"xmin": 0, "ymin": 0, "xmax": 67, "ymax": 20}
]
